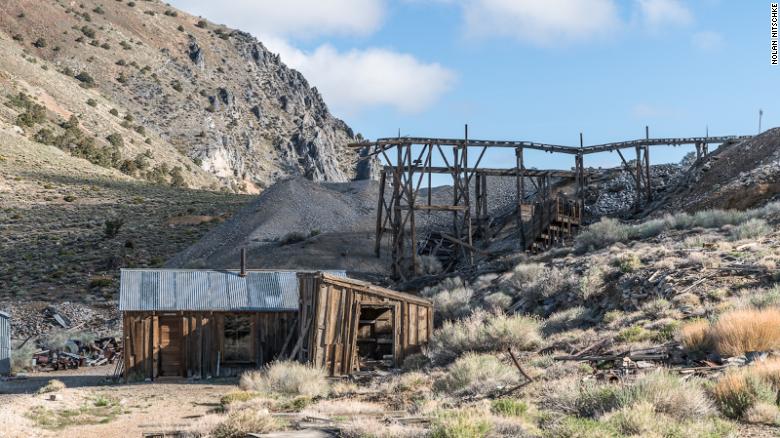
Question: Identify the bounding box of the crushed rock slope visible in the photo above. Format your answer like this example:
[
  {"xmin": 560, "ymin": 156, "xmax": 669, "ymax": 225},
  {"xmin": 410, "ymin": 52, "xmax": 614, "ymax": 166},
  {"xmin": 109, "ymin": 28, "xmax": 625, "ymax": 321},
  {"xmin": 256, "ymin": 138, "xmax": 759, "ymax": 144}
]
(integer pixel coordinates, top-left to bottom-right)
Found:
[{"xmin": 655, "ymin": 128, "xmax": 780, "ymax": 212}]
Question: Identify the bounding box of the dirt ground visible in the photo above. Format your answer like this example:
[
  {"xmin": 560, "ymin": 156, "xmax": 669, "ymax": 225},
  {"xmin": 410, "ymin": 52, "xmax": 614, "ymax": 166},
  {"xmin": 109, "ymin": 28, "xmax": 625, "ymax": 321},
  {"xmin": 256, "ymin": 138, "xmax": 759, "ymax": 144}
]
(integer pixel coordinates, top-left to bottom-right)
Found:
[{"xmin": 0, "ymin": 365, "xmax": 239, "ymax": 438}]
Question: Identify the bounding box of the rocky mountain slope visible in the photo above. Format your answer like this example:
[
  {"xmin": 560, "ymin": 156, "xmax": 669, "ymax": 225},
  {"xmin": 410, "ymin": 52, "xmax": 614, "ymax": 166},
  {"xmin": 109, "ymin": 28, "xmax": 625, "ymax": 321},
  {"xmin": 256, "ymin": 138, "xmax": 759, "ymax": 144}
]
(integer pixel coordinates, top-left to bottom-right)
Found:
[
  {"xmin": 653, "ymin": 129, "xmax": 780, "ymax": 212},
  {"xmin": 0, "ymin": 0, "xmax": 365, "ymax": 192}
]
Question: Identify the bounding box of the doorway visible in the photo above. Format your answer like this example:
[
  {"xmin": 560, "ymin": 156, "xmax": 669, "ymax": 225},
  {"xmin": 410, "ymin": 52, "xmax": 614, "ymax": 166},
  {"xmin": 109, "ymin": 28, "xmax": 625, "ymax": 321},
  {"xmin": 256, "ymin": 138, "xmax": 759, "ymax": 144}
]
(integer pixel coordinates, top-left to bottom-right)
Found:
[
  {"xmin": 158, "ymin": 316, "xmax": 182, "ymax": 377},
  {"xmin": 353, "ymin": 305, "xmax": 395, "ymax": 371}
]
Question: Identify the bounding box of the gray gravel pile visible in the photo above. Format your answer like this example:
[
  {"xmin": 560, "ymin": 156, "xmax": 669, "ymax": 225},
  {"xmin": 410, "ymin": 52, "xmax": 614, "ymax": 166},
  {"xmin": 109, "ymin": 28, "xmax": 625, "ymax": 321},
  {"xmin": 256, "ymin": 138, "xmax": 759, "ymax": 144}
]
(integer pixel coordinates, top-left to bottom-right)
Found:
[
  {"xmin": 585, "ymin": 164, "xmax": 683, "ymax": 217},
  {"xmin": 167, "ymin": 177, "xmax": 381, "ymax": 268},
  {"xmin": 0, "ymin": 300, "xmax": 120, "ymax": 340}
]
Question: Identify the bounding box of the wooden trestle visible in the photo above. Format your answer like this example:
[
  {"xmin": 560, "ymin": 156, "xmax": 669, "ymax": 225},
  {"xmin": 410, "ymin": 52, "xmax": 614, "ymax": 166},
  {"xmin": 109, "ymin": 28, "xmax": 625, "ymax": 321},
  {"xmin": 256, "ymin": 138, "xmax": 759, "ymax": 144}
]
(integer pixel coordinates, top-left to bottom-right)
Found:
[{"xmin": 353, "ymin": 126, "xmax": 750, "ymax": 279}]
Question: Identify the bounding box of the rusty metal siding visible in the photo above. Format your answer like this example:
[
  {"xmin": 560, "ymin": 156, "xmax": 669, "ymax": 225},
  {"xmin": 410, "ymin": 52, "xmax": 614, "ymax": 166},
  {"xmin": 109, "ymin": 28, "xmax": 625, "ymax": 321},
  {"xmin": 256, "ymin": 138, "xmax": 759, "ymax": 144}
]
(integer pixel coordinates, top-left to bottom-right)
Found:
[
  {"xmin": 0, "ymin": 311, "xmax": 10, "ymax": 375},
  {"xmin": 120, "ymin": 269, "xmax": 345, "ymax": 312}
]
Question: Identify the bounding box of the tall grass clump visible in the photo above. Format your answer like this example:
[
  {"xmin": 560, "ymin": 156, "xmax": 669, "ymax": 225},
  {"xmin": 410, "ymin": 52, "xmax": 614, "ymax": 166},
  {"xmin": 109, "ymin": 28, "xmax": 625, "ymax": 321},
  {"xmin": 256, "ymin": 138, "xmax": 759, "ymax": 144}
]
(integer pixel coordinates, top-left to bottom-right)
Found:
[
  {"xmin": 677, "ymin": 319, "xmax": 712, "ymax": 353},
  {"xmin": 433, "ymin": 353, "xmax": 519, "ymax": 396},
  {"xmin": 712, "ymin": 359, "xmax": 780, "ymax": 420},
  {"xmin": 427, "ymin": 310, "xmax": 542, "ymax": 364},
  {"xmin": 421, "ymin": 277, "xmax": 474, "ymax": 322},
  {"xmin": 239, "ymin": 361, "xmax": 328, "ymax": 398},
  {"xmin": 709, "ymin": 308, "xmax": 780, "ymax": 356}
]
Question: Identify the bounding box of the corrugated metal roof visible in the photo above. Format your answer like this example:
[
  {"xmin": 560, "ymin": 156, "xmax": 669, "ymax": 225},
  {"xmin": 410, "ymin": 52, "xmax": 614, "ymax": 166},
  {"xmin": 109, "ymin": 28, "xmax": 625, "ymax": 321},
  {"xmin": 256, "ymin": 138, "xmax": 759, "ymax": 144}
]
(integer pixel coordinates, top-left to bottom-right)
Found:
[{"xmin": 119, "ymin": 269, "xmax": 346, "ymax": 312}]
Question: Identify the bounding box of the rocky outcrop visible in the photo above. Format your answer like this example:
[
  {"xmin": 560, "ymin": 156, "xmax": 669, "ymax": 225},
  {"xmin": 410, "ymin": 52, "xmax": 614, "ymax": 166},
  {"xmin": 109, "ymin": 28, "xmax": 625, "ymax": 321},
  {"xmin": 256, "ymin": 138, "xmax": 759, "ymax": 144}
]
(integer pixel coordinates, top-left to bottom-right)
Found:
[{"xmin": 0, "ymin": 0, "xmax": 370, "ymax": 192}]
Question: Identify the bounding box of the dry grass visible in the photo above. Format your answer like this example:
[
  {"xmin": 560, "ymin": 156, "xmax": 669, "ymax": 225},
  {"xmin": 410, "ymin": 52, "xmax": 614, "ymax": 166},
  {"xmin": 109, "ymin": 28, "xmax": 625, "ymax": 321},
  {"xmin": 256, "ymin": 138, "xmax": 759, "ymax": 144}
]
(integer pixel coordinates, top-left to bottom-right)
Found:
[
  {"xmin": 340, "ymin": 417, "xmax": 428, "ymax": 438},
  {"xmin": 239, "ymin": 361, "xmax": 328, "ymax": 398},
  {"xmin": 710, "ymin": 308, "xmax": 780, "ymax": 356},
  {"xmin": 301, "ymin": 400, "xmax": 384, "ymax": 419},
  {"xmin": 211, "ymin": 408, "xmax": 282, "ymax": 438},
  {"xmin": 36, "ymin": 379, "xmax": 66, "ymax": 394},
  {"xmin": 744, "ymin": 401, "xmax": 780, "ymax": 425},
  {"xmin": 711, "ymin": 359, "xmax": 780, "ymax": 419},
  {"xmin": 677, "ymin": 319, "xmax": 712, "ymax": 353}
]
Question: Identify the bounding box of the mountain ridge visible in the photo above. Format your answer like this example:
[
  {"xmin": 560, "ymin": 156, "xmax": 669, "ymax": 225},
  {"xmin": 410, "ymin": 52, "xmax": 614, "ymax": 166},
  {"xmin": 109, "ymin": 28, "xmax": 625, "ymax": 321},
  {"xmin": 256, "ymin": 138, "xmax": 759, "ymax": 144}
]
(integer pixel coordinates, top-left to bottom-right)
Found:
[{"xmin": 0, "ymin": 0, "xmax": 366, "ymax": 192}]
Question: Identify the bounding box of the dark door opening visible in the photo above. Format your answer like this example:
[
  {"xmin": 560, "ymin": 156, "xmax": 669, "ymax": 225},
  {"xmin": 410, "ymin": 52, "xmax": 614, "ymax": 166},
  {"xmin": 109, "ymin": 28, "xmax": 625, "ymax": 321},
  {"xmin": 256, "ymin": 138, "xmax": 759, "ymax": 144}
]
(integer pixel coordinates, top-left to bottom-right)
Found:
[{"xmin": 354, "ymin": 305, "xmax": 395, "ymax": 371}]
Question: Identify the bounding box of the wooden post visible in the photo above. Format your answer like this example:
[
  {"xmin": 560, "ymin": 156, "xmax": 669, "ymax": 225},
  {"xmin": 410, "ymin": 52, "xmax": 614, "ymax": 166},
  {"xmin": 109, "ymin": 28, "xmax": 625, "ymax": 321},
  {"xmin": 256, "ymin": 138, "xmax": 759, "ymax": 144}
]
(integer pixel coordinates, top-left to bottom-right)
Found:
[
  {"xmin": 481, "ymin": 173, "xmax": 488, "ymax": 235},
  {"xmin": 516, "ymin": 147, "xmax": 526, "ymax": 249},
  {"xmin": 463, "ymin": 125, "xmax": 473, "ymax": 264},
  {"xmin": 475, "ymin": 171, "xmax": 482, "ymax": 236},
  {"xmin": 644, "ymin": 126, "xmax": 651, "ymax": 202},
  {"xmin": 407, "ymin": 143, "xmax": 418, "ymax": 274},
  {"xmin": 635, "ymin": 145, "xmax": 642, "ymax": 210},
  {"xmin": 391, "ymin": 146, "xmax": 403, "ymax": 279},
  {"xmin": 374, "ymin": 169, "xmax": 386, "ymax": 257}
]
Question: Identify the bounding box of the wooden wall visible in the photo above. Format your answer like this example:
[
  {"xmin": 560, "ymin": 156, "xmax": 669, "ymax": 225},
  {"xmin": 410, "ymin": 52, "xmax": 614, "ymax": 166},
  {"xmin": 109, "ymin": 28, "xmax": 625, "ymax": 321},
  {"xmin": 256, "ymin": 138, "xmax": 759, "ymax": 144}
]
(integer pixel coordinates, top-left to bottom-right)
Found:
[
  {"xmin": 123, "ymin": 311, "xmax": 296, "ymax": 381},
  {"xmin": 298, "ymin": 273, "xmax": 434, "ymax": 376}
]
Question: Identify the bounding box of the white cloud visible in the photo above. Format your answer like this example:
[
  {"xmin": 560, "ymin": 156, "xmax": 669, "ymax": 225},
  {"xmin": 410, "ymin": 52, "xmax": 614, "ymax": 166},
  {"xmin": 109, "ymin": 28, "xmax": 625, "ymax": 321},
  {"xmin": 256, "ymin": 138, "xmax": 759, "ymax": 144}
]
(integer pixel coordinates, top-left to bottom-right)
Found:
[
  {"xmin": 168, "ymin": 0, "xmax": 454, "ymax": 114},
  {"xmin": 636, "ymin": 0, "xmax": 692, "ymax": 27},
  {"xmin": 691, "ymin": 31, "xmax": 723, "ymax": 51},
  {"xmin": 265, "ymin": 38, "xmax": 456, "ymax": 114},
  {"xmin": 459, "ymin": 0, "xmax": 621, "ymax": 45},
  {"xmin": 169, "ymin": 0, "xmax": 385, "ymax": 39}
]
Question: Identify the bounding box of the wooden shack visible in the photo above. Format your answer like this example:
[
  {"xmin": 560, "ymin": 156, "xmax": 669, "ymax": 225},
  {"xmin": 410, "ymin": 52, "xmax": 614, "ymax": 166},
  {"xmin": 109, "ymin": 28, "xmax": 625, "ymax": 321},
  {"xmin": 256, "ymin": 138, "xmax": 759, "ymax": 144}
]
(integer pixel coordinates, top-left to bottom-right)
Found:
[
  {"xmin": 120, "ymin": 269, "xmax": 433, "ymax": 380},
  {"xmin": 296, "ymin": 272, "xmax": 434, "ymax": 376}
]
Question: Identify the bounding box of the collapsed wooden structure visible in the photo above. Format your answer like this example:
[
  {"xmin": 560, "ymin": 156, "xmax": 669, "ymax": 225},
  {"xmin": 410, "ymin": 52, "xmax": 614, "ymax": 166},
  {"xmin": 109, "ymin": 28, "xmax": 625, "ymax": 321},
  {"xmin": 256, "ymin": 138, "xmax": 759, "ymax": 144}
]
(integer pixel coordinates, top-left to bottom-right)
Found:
[
  {"xmin": 351, "ymin": 127, "xmax": 751, "ymax": 279},
  {"xmin": 120, "ymin": 269, "xmax": 432, "ymax": 380},
  {"xmin": 297, "ymin": 273, "xmax": 433, "ymax": 376}
]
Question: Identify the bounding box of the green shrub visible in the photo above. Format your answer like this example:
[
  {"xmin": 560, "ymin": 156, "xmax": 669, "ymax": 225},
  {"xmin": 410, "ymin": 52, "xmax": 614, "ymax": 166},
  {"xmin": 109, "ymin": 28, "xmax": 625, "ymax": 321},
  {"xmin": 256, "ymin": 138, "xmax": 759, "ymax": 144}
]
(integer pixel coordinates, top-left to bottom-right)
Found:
[
  {"xmin": 427, "ymin": 310, "xmax": 542, "ymax": 364},
  {"xmin": 106, "ymin": 133, "xmax": 124, "ymax": 147},
  {"xmin": 421, "ymin": 277, "xmax": 474, "ymax": 321},
  {"xmin": 104, "ymin": 217, "xmax": 124, "ymax": 238},
  {"xmin": 169, "ymin": 166, "xmax": 186, "ymax": 188},
  {"xmin": 33, "ymin": 37, "xmax": 47, "ymax": 48},
  {"xmin": 431, "ymin": 409, "xmax": 492, "ymax": 438},
  {"xmin": 491, "ymin": 398, "xmax": 528, "ymax": 417},
  {"xmin": 75, "ymin": 71, "xmax": 95, "ymax": 87},
  {"xmin": 219, "ymin": 390, "xmax": 259, "ymax": 406},
  {"xmin": 279, "ymin": 232, "xmax": 306, "ymax": 245},
  {"xmin": 730, "ymin": 218, "xmax": 771, "ymax": 241},
  {"xmin": 434, "ymin": 353, "xmax": 518, "ymax": 396},
  {"xmin": 80, "ymin": 26, "xmax": 96, "ymax": 38}
]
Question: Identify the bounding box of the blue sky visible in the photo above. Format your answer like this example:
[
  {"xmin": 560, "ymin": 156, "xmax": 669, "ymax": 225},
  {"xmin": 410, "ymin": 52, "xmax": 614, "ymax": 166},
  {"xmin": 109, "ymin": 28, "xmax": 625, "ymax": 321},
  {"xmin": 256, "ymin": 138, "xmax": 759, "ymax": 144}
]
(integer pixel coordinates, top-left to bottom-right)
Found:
[{"xmin": 170, "ymin": 0, "xmax": 776, "ymax": 171}]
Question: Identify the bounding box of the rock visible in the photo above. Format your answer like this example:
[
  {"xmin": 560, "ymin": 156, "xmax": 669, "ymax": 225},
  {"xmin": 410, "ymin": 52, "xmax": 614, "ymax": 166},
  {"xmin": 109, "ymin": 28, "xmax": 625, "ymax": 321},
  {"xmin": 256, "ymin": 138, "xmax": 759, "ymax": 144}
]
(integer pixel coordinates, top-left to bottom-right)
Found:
[
  {"xmin": 724, "ymin": 356, "xmax": 747, "ymax": 366},
  {"xmin": 187, "ymin": 38, "xmax": 205, "ymax": 69}
]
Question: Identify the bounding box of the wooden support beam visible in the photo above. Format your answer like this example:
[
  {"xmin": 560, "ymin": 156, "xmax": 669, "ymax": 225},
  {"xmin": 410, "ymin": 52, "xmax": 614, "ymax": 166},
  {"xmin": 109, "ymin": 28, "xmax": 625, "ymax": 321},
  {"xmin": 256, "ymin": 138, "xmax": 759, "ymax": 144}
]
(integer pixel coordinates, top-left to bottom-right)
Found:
[
  {"xmin": 374, "ymin": 170, "xmax": 386, "ymax": 257},
  {"xmin": 635, "ymin": 146, "xmax": 642, "ymax": 211},
  {"xmin": 440, "ymin": 233, "xmax": 489, "ymax": 256}
]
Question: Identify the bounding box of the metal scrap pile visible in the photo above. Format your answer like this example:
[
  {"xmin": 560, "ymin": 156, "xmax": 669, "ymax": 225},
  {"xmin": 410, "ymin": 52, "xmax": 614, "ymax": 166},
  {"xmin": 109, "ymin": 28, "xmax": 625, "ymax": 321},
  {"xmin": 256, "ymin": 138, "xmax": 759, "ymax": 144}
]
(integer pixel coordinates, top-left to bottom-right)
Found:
[{"xmin": 30, "ymin": 336, "xmax": 122, "ymax": 371}]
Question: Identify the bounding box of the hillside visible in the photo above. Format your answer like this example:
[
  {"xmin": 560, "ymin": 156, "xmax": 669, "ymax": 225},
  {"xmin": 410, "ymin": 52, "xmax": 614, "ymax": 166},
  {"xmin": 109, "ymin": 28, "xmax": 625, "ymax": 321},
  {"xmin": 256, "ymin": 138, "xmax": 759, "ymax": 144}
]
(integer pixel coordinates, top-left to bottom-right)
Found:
[
  {"xmin": 0, "ymin": 0, "xmax": 366, "ymax": 192},
  {"xmin": 0, "ymin": 123, "xmax": 249, "ymax": 336},
  {"xmin": 654, "ymin": 129, "xmax": 780, "ymax": 212}
]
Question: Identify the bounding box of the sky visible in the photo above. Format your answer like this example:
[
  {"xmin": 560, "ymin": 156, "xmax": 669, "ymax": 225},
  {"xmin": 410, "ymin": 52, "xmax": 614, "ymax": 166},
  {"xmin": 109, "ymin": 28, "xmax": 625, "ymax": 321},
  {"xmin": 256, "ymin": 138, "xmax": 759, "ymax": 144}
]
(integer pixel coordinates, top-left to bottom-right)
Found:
[{"xmin": 168, "ymin": 0, "xmax": 777, "ymax": 171}]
